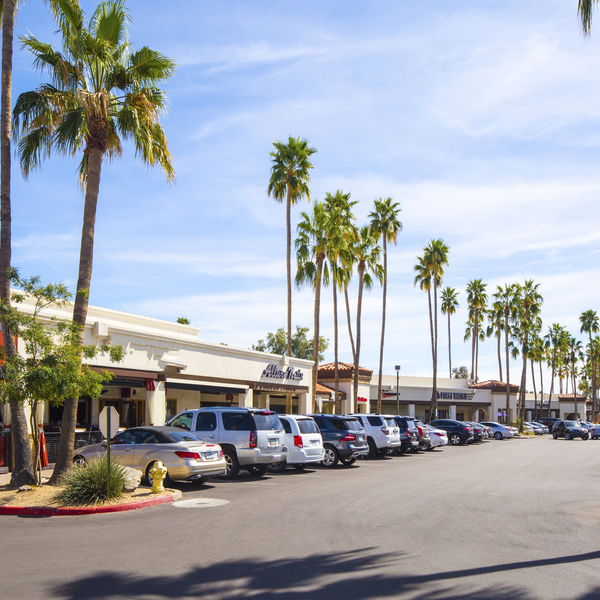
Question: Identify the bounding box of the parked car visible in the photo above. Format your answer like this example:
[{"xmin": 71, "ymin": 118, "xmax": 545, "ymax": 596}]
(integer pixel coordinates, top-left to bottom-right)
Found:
[
  {"xmin": 524, "ymin": 422, "xmax": 544, "ymax": 435},
  {"xmin": 536, "ymin": 417, "xmax": 561, "ymax": 432},
  {"xmin": 414, "ymin": 419, "xmax": 432, "ymax": 451},
  {"xmin": 583, "ymin": 423, "xmax": 600, "ymax": 439},
  {"xmin": 308, "ymin": 414, "xmax": 369, "ymax": 467},
  {"xmin": 349, "ymin": 413, "xmax": 401, "ymax": 458},
  {"xmin": 468, "ymin": 422, "xmax": 485, "ymax": 442},
  {"xmin": 480, "ymin": 421, "xmax": 513, "ymax": 440},
  {"xmin": 530, "ymin": 421, "xmax": 549, "ymax": 434},
  {"xmin": 426, "ymin": 424, "xmax": 448, "ymax": 449},
  {"xmin": 269, "ymin": 415, "xmax": 324, "ymax": 472},
  {"xmin": 167, "ymin": 407, "xmax": 287, "ymax": 478},
  {"xmin": 429, "ymin": 420, "xmax": 474, "ymax": 445},
  {"xmin": 392, "ymin": 416, "xmax": 420, "ymax": 454},
  {"xmin": 73, "ymin": 426, "xmax": 227, "ymax": 484},
  {"xmin": 552, "ymin": 420, "xmax": 589, "ymax": 440}
]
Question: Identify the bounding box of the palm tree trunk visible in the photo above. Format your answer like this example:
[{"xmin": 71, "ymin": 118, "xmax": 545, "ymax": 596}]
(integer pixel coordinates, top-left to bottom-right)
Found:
[
  {"xmin": 50, "ymin": 147, "xmax": 103, "ymax": 484},
  {"xmin": 470, "ymin": 322, "xmax": 476, "ymax": 381},
  {"xmin": 474, "ymin": 309, "xmax": 479, "ymax": 382},
  {"xmin": 311, "ymin": 255, "xmax": 324, "ymax": 413},
  {"xmin": 344, "ymin": 285, "xmax": 356, "ymax": 363},
  {"xmin": 530, "ymin": 359, "xmax": 537, "ymax": 421},
  {"xmin": 593, "ymin": 358, "xmax": 597, "ymax": 423},
  {"xmin": 376, "ymin": 237, "xmax": 387, "ymax": 413},
  {"xmin": 573, "ymin": 371, "xmax": 578, "ymax": 418},
  {"xmin": 519, "ymin": 349, "xmax": 527, "ymax": 430},
  {"xmin": 1, "ymin": 0, "xmax": 34, "ymax": 487},
  {"xmin": 286, "ymin": 183, "xmax": 292, "ymax": 358},
  {"xmin": 448, "ymin": 312, "xmax": 452, "ymax": 378},
  {"xmin": 430, "ymin": 277, "xmax": 438, "ymax": 421},
  {"xmin": 538, "ymin": 360, "xmax": 544, "ymax": 422},
  {"xmin": 504, "ymin": 309, "xmax": 510, "ymax": 424},
  {"xmin": 547, "ymin": 348, "xmax": 556, "ymax": 418},
  {"xmin": 353, "ymin": 264, "xmax": 365, "ymax": 413},
  {"xmin": 497, "ymin": 330, "xmax": 503, "ymax": 382},
  {"xmin": 333, "ymin": 272, "xmax": 340, "ymax": 413}
]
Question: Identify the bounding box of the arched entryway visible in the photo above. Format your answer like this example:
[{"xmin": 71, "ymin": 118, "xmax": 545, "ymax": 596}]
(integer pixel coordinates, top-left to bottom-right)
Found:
[{"xmin": 472, "ymin": 408, "xmax": 488, "ymax": 422}]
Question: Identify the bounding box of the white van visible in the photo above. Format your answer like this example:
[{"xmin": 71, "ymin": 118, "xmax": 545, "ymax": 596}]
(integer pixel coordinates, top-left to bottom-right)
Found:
[{"xmin": 270, "ymin": 415, "xmax": 324, "ymax": 472}]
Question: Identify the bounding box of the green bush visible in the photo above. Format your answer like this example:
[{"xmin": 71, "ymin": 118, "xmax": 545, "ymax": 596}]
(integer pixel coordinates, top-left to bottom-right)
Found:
[{"xmin": 59, "ymin": 456, "xmax": 125, "ymax": 506}]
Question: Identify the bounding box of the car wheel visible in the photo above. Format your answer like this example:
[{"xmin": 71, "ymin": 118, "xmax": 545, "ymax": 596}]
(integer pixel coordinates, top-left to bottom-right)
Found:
[
  {"xmin": 367, "ymin": 438, "xmax": 378, "ymax": 459},
  {"xmin": 582, "ymin": 433, "xmax": 589, "ymax": 441},
  {"xmin": 340, "ymin": 457, "xmax": 357, "ymax": 466},
  {"xmin": 565, "ymin": 432, "xmax": 572, "ymax": 440},
  {"xmin": 449, "ymin": 433, "xmax": 461, "ymax": 446},
  {"xmin": 322, "ymin": 445, "xmax": 340, "ymax": 468},
  {"xmin": 247, "ymin": 465, "xmax": 269, "ymax": 477},
  {"xmin": 73, "ymin": 455, "xmax": 87, "ymax": 467},
  {"xmin": 269, "ymin": 461, "xmax": 286, "ymax": 473},
  {"xmin": 221, "ymin": 448, "xmax": 240, "ymax": 479},
  {"xmin": 553, "ymin": 431, "xmax": 558, "ymax": 439},
  {"xmin": 494, "ymin": 432, "xmax": 503, "ymax": 440}
]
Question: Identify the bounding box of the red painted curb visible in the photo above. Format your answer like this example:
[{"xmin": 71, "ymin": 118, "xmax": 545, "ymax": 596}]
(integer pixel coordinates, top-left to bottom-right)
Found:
[{"xmin": 0, "ymin": 492, "xmax": 176, "ymax": 516}]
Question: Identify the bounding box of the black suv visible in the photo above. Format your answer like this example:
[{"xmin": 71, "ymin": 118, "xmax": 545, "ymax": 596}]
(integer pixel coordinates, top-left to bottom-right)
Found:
[
  {"xmin": 429, "ymin": 419, "xmax": 474, "ymax": 445},
  {"xmin": 552, "ymin": 420, "xmax": 589, "ymax": 440},
  {"xmin": 392, "ymin": 416, "xmax": 420, "ymax": 454},
  {"xmin": 307, "ymin": 414, "xmax": 369, "ymax": 467},
  {"xmin": 537, "ymin": 417, "xmax": 561, "ymax": 432}
]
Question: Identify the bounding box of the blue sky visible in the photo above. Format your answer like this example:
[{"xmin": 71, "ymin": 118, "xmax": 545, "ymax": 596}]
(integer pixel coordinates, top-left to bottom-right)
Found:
[{"xmin": 9, "ymin": 1, "xmax": 600, "ymax": 384}]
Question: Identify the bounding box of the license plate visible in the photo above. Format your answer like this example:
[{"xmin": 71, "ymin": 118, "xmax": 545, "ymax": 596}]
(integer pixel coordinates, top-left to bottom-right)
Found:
[
  {"xmin": 357, "ymin": 436, "xmax": 364, "ymax": 442},
  {"xmin": 311, "ymin": 439, "xmax": 319, "ymax": 445},
  {"xmin": 203, "ymin": 452, "xmax": 216, "ymax": 460},
  {"xmin": 269, "ymin": 438, "xmax": 277, "ymax": 446}
]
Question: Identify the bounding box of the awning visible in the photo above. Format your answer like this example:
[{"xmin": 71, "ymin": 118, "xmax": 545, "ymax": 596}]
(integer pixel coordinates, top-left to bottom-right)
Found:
[
  {"xmin": 165, "ymin": 378, "xmax": 247, "ymax": 395},
  {"xmin": 89, "ymin": 366, "xmax": 160, "ymax": 380}
]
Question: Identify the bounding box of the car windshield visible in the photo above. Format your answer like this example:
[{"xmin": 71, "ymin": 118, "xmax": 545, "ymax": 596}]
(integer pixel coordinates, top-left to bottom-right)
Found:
[
  {"xmin": 338, "ymin": 419, "xmax": 363, "ymax": 431},
  {"xmin": 297, "ymin": 419, "xmax": 319, "ymax": 434},
  {"xmin": 564, "ymin": 421, "xmax": 578, "ymax": 427},
  {"xmin": 253, "ymin": 413, "xmax": 282, "ymax": 431},
  {"xmin": 385, "ymin": 419, "xmax": 396, "ymax": 428},
  {"xmin": 168, "ymin": 431, "xmax": 202, "ymax": 443}
]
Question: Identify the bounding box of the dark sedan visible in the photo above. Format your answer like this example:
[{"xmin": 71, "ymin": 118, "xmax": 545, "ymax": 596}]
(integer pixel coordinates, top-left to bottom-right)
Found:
[{"xmin": 429, "ymin": 419, "xmax": 474, "ymax": 446}]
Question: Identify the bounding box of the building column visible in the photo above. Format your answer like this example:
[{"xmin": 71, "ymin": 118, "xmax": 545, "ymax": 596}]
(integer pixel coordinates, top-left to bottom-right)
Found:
[
  {"xmin": 298, "ymin": 392, "xmax": 309, "ymax": 414},
  {"xmin": 147, "ymin": 381, "xmax": 166, "ymax": 426},
  {"xmin": 450, "ymin": 404, "xmax": 457, "ymax": 420},
  {"xmin": 408, "ymin": 404, "xmax": 416, "ymax": 417},
  {"xmin": 240, "ymin": 388, "xmax": 253, "ymax": 408}
]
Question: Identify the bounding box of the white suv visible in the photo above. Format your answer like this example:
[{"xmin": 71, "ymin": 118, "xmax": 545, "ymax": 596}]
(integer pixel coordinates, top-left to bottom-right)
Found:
[
  {"xmin": 270, "ymin": 415, "xmax": 324, "ymax": 472},
  {"xmin": 167, "ymin": 407, "xmax": 287, "ymax": 478},
  {"xmin": 348, "ymin": 414, "xmax": 401, "ymax": 458}
]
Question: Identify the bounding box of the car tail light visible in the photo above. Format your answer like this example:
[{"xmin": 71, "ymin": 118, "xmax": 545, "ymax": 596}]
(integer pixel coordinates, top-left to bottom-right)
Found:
[
  {"xmin": 175, "ymin": 451, "xmax": 201, "ymax": 460},
  {"xmin": 462, "ymin": 427, "xmax": 469, "ymax": 431},
  {"xmin": 405, "ymin": 428, "xmax": 410, "ymax": 437},
  {"xmin": 340, "ymin": 433, "xmax": 356, "ymax": 442},
  {"xmin": 418, "ymin": 426, "xmax": 423, "ymax": 436},
  {"xmin": 381, "ymin": 427, "xmax": 389, "ymax": 435},
  {"xmin": 219, "ymin": 449, "xmax": 224, "ymax": 457},
  {"xmin": 250, "ymin": 431, "xmax": 257, "ymax": 449},
  {"xmin": 294, "ymin": 435, "xmax": 303, "ymax": 448},
  {"xmin": 435, "ymin": 432, "xmax": 444, "ymax": 437}
]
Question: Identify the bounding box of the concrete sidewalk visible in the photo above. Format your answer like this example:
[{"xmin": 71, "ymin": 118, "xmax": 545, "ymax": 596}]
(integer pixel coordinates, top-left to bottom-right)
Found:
[{"xmin": 0, "ymin": 464, "xmax": 55, "ymax": 485}]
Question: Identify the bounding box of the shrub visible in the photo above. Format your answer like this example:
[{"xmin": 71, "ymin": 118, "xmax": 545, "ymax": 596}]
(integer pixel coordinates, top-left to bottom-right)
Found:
[{"xmin": 59, "ymin": 456, "xmax": 125, "ymax": 506}]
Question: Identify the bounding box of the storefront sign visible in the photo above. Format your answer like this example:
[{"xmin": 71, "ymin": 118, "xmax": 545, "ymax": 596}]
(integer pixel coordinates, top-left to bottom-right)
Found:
[
  {"xmin": 358, "ymin": 396, "xmax": 368, "ymax": 403},
  {"xmin": 437, "ymin": 392, "xmax": 470, "ymax": 401},
  {"xmin": 262, "ymin": 363, "xmax": 304, "ymax": 381}
]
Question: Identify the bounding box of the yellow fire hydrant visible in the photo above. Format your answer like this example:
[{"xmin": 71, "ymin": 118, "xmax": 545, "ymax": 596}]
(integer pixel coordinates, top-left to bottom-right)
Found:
[{"xmin": 149, "ymin": 461, "xmax": 168, "ymax": 493}]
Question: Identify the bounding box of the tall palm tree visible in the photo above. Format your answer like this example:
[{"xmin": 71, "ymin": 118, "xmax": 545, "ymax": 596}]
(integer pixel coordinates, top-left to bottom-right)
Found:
[
  {"xmin": 14, "ymin": 0, "xmax": 176, "ymax": 482},
  {"xmin": 580, "ymin": 310, "xmax": 599, "ymax": 421},
  {"xmin": 486, "ymin": 304, "xmax": 505, "ymax": 382},
  {"xmin": 567, "ymin": 337, "xmax": 584, "ymax": 418},
  {"xmin": 296, "ymin": 201, "xmax": 338, "ymax": 411},
  {"xmin": 544, "ymin": 323, "xmax": 566, "ymax": 415},
  {"xmin": 369, "ymin": 197, "xmax": 402, "ymax": 413},
  {"xmin": 493, "ymin": 284, "xmax": 517, "ymax": 423},
  {"xmin": 323, "ymin": 190, "xmax": 357, "ymax": 413},
  {"xmin": 465, "ymin": 279, "xmax": 488, "ymax": 382},
  {"xmin": 414, "ymin": 239, "xmax": 449, "ymax": 421},
  {"xmin": 268, "ymin": 137, "xmax": 316, "ymax": 358},
  {"xmin": 352, "ymin": 226, "xmax": 383, "ymax": 413},
  {"xmin": 514, "ymin": 280, "xmax": 543, "ymax": 429},
  {"xmin": 441, "ymin": 287, "xmax": 459, "ymax": 379}
]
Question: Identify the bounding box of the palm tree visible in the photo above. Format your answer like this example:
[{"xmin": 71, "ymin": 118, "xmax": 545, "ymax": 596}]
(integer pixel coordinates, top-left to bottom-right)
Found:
[
  {"xmin": 268, "ymin": 137, "xmax": 317, "ymax": 358},
  {"xmin": 567, "ymin": 337, "xmax": 584, "ymax": 418},
  {"xmin": 493, "ymin": 284, "xmax": 517, "ymax": 423},
  {"xmin": 545, "ymin": 323, "xmax": 566, "ymax": 415},
  {"xmin": 414, "ymin": 239, "xmax": 449, "ymax": 421},
  {"xmin": 441, "ymin": 287, "xmax": 459, "ymax": 379},
  {"xmin": 514, "ymin": 281, "xmax": 543, "ymax": 429},
  {"xmin": 324, "ymin": 191, "xmax": 357, "ymax": 413},
  {"xmin": 486, "ymin": 304, "xmax": 505, "ymax": 382},
  {"xmin": 352, "ymin": 226, "xmax": 383, "ymax": 413},
  {"xmin": 369, "ymin": 197, "xmax": 402, "ymax": 413},
  {"xmin": 14, "ymin": 0, "xmax": 176, "ymax": 482},
  {"xmin": 580, "ymin": 310, "xmax": 599, "ymax": 421},
  {"xmin": 528, "ymin": 334, "xmax": 545, "ymax": 421},
  {"xmin": 465, "ymin": 279, "xmax": 488, "ymax": 382}
]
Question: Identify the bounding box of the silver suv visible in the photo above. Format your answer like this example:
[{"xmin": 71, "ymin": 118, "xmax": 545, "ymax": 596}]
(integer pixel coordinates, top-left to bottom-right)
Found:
[
  {"xmin": 348, "ymin": 413, "xmax": 401, "ymax": 458},
  {"xmin": 167, "ymin": 407, "xmax": 287, "ymax": 478}
]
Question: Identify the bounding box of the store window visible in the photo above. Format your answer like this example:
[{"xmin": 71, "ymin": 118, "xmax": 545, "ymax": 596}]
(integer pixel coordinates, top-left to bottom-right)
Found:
[{"xmin": 166, "ymin": 399, "xmax": 177, "ymax": 422}]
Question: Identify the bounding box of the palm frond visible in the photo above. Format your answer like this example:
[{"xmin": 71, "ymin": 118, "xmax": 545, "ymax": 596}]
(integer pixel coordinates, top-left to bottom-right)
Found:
[
  {"xmin": 128, "ymin": 47, "xmax": 176, "ymax": 86},
  {"xmin": 90, "ymin": 0, "xmax": 129, "ymax": 48}
]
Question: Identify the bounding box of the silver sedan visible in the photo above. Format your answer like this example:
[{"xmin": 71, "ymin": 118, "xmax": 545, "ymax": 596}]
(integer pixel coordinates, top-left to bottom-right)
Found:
[{"xmin": 73, "ymin": 426, "xmax": 227, "ymax": 484}]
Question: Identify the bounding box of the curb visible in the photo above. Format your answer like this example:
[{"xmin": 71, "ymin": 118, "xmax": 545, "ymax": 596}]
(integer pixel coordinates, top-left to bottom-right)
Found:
[{"xmin": 0, "ymin": 488, "xmax": 182, "ymax": 516}]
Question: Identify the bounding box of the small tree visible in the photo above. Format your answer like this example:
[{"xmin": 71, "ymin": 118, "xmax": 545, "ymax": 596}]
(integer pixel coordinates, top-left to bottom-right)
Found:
[
  {"xmin": 0, "ymin": 274, "xmax": 124, "ymax": 485},
  {"xmin": 452, "ymin": 366, "xmax": 469, "ymax": 379},
  {"xmin": 253, "ymin": 326, "xmax": 328, "ymax": 363}
]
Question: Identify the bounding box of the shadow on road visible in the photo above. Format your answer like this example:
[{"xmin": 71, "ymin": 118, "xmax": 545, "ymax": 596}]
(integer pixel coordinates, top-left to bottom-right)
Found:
[{"xmin": 50, "ymin": 547, "xmax": 600, "ymax": 600}]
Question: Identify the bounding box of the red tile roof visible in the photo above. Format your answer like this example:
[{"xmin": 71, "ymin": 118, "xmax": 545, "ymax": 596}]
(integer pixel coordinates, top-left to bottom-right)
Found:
[
  {"xmin": 318, "ymin": 362, "xmax": 373, "ymax": 382},
  {"xmin": 557, "ymin": 393, "xmax": 587, "ymax": 400},
  {"xmin": 316, "ymin": 382, "xmax": 346, "ymax": 398},
  {"xmin": 469, "ymin": 380, "xmax": 519, "ymax": 393}
]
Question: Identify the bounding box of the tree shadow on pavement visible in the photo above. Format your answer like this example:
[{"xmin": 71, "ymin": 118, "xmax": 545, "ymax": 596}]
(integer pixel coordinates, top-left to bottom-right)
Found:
[{"xmin": 50, "ymin": 547, "xmax": 600, "ymax": 600}]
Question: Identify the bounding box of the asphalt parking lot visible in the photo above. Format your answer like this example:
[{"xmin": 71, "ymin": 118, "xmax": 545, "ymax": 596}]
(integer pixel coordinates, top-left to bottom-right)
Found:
[{"xmin": 3, "ymin": 435, "xmax": 600, "ymax": 600}]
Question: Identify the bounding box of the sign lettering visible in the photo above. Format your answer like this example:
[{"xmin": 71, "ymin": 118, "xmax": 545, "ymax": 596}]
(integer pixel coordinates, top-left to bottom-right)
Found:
[
  {"xmin": 262, "ymin": 363, "xmax": 304, "ymax": 381},
  {"xmin": 437, "ymin": 392, "xmax": 470, "ymax": 400}
]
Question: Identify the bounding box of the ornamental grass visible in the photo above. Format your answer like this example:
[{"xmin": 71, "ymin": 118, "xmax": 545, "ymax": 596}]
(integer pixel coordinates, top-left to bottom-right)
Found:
[{"xmin": 59, "ymin": 456, "xmax": 125, "ymax": 506}]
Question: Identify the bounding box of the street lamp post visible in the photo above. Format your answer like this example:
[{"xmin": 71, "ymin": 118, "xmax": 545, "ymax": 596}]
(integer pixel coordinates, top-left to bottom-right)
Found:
[{"xmin": 395, "ymin": 365, "xmax": 401, "ymax": 415}]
